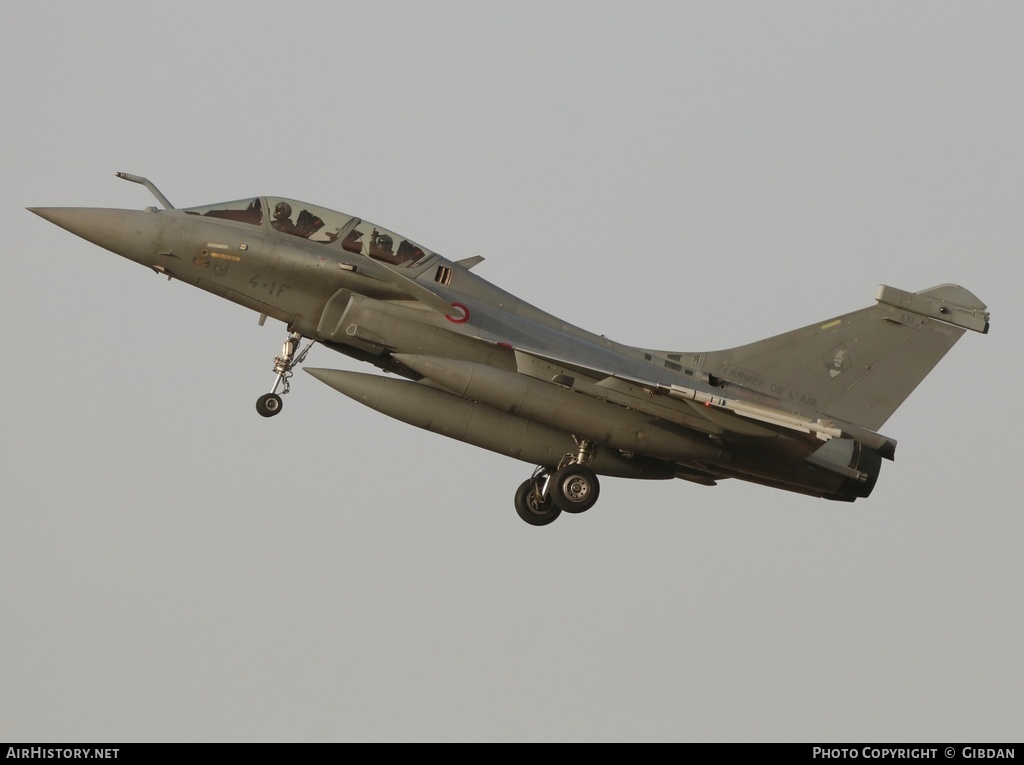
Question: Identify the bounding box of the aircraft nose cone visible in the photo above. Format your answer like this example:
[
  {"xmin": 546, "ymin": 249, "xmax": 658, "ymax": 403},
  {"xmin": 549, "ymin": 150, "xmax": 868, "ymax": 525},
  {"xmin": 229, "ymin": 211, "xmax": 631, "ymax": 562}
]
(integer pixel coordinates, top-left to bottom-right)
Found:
[
  {"xmin": 29, "ymin": 207, "xmax": 96, "ymax": 230},
  {"xmin": 29, "ymin": 207, "xmax": 127, "ymax": 252},
  {"xmin": 29, "ymin": 206, "xmax": 164, "ymax": 265},
  {"xmin": 27, "ymin": 207, "xmax": 63, "ymax": 224}
]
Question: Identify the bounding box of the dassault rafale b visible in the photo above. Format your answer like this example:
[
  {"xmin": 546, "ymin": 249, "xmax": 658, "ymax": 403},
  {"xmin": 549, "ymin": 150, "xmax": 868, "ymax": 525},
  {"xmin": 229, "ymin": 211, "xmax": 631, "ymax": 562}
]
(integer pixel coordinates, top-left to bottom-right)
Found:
[{"xmin": 30, "ymin": 173, "xmax": 991, "ymax": 525}]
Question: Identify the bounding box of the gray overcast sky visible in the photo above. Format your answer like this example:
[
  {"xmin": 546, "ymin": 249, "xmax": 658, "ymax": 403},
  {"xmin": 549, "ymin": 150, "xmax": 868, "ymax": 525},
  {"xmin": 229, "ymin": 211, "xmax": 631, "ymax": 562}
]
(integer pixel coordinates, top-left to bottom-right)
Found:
[{"xmin": 1, "ymin": 1, "xmax": 1021, "ymax": 743}]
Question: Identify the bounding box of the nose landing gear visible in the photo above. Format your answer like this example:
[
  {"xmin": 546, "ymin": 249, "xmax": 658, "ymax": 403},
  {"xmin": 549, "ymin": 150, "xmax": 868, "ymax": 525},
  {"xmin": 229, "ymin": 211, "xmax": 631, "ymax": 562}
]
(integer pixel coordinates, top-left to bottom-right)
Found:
[{"xmin": 256, "ymin": 331, "xmax": 315, "ymax": 417}]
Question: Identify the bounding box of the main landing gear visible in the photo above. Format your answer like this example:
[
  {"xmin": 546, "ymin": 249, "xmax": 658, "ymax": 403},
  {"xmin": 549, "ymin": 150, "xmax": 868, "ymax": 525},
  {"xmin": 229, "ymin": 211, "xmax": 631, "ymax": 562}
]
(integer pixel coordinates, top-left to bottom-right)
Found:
[
  {"xmin": 256, "ymin": 331, "xmax": 314, "ymax": 417},
  {"xmin": 514, "ymin": 439, "xmax": 601, "ymax": 526}
]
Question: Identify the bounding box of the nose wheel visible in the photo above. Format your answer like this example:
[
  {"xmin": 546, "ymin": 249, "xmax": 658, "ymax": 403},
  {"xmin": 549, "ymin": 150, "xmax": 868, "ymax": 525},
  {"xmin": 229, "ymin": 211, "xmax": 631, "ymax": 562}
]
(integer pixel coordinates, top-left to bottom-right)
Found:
[
  {"xmin": 256, "ymin": 331, "xmax": 314, "ymax": 417},
  {"xmin": 256, "ymin": 392, "xmax": 283, "ymax": 417}
]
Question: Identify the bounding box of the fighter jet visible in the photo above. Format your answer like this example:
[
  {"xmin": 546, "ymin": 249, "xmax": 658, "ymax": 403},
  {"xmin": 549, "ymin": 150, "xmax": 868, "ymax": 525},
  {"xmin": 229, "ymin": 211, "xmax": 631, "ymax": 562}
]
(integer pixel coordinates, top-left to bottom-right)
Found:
[{"xmin": 29, "ymin": 173, "xmax": 991, "ymax": 525}]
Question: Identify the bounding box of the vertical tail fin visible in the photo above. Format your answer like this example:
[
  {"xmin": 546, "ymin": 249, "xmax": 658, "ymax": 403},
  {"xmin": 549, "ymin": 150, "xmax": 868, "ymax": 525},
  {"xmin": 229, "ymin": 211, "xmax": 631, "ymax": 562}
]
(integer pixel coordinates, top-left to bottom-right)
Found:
[{"xmin": 700, "ymin": 284, "xmax": 989, "ymax": 431}]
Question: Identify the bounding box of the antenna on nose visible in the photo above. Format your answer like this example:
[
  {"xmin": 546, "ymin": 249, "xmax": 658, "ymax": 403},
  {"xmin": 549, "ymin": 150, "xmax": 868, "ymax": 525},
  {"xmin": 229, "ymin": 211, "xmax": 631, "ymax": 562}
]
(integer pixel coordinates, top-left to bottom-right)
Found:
[{"xmin": 116, "ymin": 172, "xmax": 176, "ymax": 209}]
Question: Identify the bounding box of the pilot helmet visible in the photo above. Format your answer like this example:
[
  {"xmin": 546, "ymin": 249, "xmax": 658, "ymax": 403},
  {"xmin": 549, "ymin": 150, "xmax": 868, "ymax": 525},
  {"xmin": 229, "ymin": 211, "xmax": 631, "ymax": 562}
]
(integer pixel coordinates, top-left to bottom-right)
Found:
[{"xmin": 274, "ymin": 201, "xmax": 292, "ymax": 219}]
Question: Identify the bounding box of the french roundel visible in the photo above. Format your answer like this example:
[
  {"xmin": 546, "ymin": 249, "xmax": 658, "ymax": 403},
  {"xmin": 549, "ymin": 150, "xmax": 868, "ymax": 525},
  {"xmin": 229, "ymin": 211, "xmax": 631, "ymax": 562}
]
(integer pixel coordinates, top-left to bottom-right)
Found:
[{"xmin": 446, "ymin": 302, "xmax": 470, "ymax": 323}]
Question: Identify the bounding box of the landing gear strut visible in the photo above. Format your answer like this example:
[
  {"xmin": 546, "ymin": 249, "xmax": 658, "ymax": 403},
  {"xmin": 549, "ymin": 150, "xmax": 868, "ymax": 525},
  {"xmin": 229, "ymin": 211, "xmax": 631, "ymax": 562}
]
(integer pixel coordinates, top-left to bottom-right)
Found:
[
  {"xmin": 514, "ymin": 438, "xmax": 601, "ymax": 525},
  {"xmin": 256, "ymin": 331, "xmax": 314, "ymax": 417}
]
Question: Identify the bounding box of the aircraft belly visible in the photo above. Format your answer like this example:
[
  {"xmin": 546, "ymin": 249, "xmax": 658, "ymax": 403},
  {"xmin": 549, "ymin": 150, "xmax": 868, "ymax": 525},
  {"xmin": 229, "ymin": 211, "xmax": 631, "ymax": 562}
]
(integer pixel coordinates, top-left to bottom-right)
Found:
[{"xmin": 306, "ymin": 369, "xmax": 673, "ymax": 479}]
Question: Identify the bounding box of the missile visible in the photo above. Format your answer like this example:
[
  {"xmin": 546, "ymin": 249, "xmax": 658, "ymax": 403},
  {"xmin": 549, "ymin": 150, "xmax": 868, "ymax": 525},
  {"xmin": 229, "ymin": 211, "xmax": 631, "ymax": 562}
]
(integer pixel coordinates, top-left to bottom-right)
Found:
[
  {"xmin": 660, "ymin": 383, "xmax": 843, "ymax": 441},
  {"xmin": 305, "ymin": 367, "xmax": 674, "ymax": 479},
  {"xmin": 390, "ymin": 354, "xmax": 726, "ymax": 463}
]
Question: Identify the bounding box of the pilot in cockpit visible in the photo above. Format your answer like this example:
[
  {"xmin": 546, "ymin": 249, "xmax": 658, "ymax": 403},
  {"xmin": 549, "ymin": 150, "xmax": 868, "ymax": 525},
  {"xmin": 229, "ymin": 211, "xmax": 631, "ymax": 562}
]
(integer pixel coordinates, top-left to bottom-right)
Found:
[
  {"xmin": 368, "ymin": 229, "xmax": 395, "ymax": 262},
  {"xmin": 271, "ymin": 201, "xmax": 297, "ymax": 235}
]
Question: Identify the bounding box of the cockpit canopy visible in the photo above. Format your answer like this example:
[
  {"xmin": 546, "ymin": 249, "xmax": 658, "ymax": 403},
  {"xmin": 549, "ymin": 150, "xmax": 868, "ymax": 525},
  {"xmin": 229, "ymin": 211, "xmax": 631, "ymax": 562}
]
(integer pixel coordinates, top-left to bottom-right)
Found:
[{"xmin": 185, "ymin": 197, "xmax": 435, "ymax": 268}]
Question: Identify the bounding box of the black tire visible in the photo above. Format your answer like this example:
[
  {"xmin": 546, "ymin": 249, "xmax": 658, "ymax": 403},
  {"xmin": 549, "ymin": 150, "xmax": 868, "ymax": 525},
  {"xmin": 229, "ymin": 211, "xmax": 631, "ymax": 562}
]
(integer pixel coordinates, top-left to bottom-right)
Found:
[
  {"xmin": 514, "ymin": 479, "xmax": 561, "ymax": 526},
  {"xmin": 256, "ymin": 393, "xmax": 283, "ymax": 418},
  {"xmin": 550, "ymin": 465, "xmax": 600, "ymax": 513}
]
